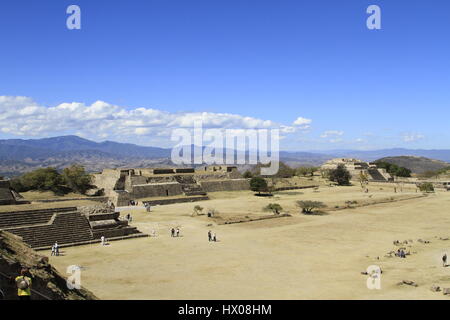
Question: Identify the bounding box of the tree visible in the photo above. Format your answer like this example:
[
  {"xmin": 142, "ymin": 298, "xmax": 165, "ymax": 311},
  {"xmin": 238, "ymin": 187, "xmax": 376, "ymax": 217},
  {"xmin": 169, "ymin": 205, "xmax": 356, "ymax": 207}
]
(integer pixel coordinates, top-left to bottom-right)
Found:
[
  {"xmin": 250, "ymin": 177, "xmax": 268, "ymax": 195},
  {"xmin": 296, "ymin": 200, "xmax": 326, "ymax": 214},
  {"xmin": 418, "ymin": 182, "xmax": 434, "ymax": 193},
  {"xmin": 296, "ymin": 167, "xmax": 310, "ymax": 177},
  {"xmin": 19, "ymin": 167, "xmax": 66, "ymax": 194},
  {"xmin": 243, "ymin": 170, "xmax": 253, "ymax": 179},
  {"xmin": 297, "ymin": 167, "xmax": 319, "ymax": 177},
  {"xmin": 374, "ymin": 161, "xmax": 411, "ymax": 177},
  {"xmin": 328, "ymin": 164, "xmax": 352, "ymax": 186},
  {"xmin": 394, "ymin": 167, "xmax": 412, "ymax": 177},
  {"xmin": 62, "ymin": 165, "xmax": 93, "ymax": 194},
  {"xmin": 9, "ymin": 178, "xmax": 26, "ymax": 193},
  {"xmin": 264, "ymin": 203, "xmax": 283, "ymax": 215},
  {"xmin": 359, "ymin": 171, "xmax": 369, "ymax": 188}
]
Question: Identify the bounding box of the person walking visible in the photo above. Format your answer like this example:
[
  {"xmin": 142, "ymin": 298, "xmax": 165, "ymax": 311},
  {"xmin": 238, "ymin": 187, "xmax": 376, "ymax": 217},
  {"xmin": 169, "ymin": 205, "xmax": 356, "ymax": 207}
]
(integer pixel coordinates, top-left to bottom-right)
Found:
[
  {"xmin": 171, "ymin": 228, "xmax": 175, "ymax": 237},
  {"xmin": 101, "ymin": 236, "xmax": 105, "ymax": 246},
  {"xmin": 51, "ymin": 244, "xmax": 55, "ymax": 256},
  {"xmin": 208, "ymin": 230, "xmax": 212, "ymax": 242},
  {"xmin": 176, "ymin": 228, "xmax": 180, "ymax": 237},
  {"xmin": 212, "ymin": 233, "xmax": 217, "ymax": 242},
  {"xmin": 443, "ymin": 253, "xmax": 447, "ymax": 267},
  {"xmin": 54, "ymin": 242, "xmax": 59, "ymax": 256},
  {"xmin": 15, "ymin": 268, "xmax": 32, "ymax": 301}
]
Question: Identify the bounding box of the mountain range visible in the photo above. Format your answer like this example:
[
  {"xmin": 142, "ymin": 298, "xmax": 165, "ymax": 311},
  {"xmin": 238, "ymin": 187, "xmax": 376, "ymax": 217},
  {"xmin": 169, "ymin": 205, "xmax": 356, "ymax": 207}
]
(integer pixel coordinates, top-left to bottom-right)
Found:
[{"xmin": 0, "ymin": 135, "xmax": 449, "ymax": 177}]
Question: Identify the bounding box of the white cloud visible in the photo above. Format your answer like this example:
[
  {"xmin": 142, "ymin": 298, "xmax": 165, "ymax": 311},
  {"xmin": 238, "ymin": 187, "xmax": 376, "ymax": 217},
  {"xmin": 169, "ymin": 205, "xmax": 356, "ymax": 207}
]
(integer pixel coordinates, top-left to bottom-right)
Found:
[
  {"xmin": 0, "ymin": 96, "xmax": 301, "ymax": 144},
  {"xmin": 320, "ymin": 130, "xmax": 344, "ymax": 138},
  {"xmin": 293, "ymin": 117, "xmax": 312, "ymax": 129},
  {"xmin": 402, "ymin": 133, "xmax": 425, "ymax": 142}
]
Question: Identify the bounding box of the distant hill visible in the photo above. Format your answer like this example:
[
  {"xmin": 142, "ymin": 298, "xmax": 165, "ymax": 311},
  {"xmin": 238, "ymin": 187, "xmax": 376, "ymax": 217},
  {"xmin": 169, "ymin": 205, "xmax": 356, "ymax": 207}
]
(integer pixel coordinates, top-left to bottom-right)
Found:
[
  {"xmin": 0, "ymin": 135, "xmax": 171, "ymax": 160},
  {"xmin": 1, "ymin": 135, "xmax": 450, "ymax": 177},
  {"xmin": 311, "ymin": 148, "xmax": 450, "ymax": 163},
  {"xmin": 375, "ymin": 156, "xmax": 450, "ymax": 174},
  {"xmin": 0, "ymin": 136, "xmax": 172, "ymax": 177}
]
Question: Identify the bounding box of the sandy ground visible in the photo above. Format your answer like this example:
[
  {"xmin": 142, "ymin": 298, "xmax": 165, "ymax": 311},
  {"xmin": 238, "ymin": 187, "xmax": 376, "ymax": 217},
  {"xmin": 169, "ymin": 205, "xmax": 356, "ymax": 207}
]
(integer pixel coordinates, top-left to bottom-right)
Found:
[{"xmin": 48, "ymin": 185, "xmax": 450, "ymax": 299}]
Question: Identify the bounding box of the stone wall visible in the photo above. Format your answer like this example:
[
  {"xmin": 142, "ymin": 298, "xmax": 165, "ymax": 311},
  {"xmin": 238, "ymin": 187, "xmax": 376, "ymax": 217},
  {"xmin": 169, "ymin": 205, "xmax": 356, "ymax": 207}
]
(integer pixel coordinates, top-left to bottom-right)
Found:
[
  {"xmin": 131, "ymin": 182, "xmax": 183, "ymax": 198},
  {"xmin": 111, "ymin": 190, "xmax": 132, "ymax": 207},
  {"xmin": 146, "ymin": 176, "xmax": 177, "ymax": 184},
  {"xmin": 143, "ymin": 196, "xmax": 209, "ymax": 206},
  {"xmin": 200, "ymin": 179, "xmax": 250, "ymax": 192},
  {"xmin": 92, "ymin": 170, "xmax": 121, "ymax": 195}
]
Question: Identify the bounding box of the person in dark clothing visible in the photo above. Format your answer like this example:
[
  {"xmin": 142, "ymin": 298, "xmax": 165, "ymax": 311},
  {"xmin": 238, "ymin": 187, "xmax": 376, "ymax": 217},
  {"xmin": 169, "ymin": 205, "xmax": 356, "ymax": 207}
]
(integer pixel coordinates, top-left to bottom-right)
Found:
[
  {"xmin": 443, "ymin": 253, "xmax": 447, "ymax": 267},
  {"xmin": 208, "ymin": 230, "xmax": 212, "ymax": 242}
]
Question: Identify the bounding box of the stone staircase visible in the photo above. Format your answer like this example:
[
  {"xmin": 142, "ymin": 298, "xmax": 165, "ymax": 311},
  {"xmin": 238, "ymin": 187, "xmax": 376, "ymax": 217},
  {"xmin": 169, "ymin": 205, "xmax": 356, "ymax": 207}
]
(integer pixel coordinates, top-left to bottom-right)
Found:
[
  {"xmin": 368, "ymin": 168, "xmax": 388, "ymax": 182},
  {"xmin": 0, "ymin": 206, "xmax": 147, "ymax": 250},
  {"xmin": 174, "ymin": 175, "xmax": 207, "ymax": 196},
  {"xmin": 9, "ymin": 212, "xmax": 93, "ymax": 249},
  {"xmin": 88, "ymin": 212, "xmax": 143, "ymax": 240},
  {"xmin": 0, "ymin": 207, "xmax": 76, "ymax": 229}
]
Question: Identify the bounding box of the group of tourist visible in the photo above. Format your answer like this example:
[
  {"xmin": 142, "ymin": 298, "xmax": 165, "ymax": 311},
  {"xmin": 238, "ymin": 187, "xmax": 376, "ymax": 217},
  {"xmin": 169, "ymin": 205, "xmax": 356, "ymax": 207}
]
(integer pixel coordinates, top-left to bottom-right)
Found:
[
  {"xmin": 208, "ymin": 230, "xmax": 217, "ymax": 242},
  {"xmin": 395, "ymin": 248, "xmax": 407, "ymax": 258},
  {"xmin": 128, "ymin": 200, "xmax": 139, "ymax": 206},
  {"xmin": 171, "ymin": 228, "xmax": 181, "ymax": 237},
  {"xmin": 51, "ymin": 242, "xmax": 59, "ymax": 256}
]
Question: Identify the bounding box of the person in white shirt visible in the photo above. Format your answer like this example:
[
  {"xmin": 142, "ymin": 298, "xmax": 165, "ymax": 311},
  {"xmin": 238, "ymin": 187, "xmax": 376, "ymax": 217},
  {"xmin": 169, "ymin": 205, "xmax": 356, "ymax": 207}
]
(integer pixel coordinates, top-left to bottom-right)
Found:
[{"xmin": 54, "ymin": 242, "xmax": 59, "ymax": 256}]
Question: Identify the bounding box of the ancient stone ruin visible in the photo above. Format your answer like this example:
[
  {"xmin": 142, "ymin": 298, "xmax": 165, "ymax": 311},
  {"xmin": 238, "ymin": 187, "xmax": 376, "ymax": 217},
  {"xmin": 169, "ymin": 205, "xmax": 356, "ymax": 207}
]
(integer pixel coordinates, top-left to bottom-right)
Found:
[
  {"xmin": 0, "ymin": 179, "xmax": 28, "ymax": 206},
  {"xmin": 321, "ymin": 158, "xmax": 393, "ymax": 182},
  {"xmin": 0, "ymin": 204, "xmax": 146, "ymax": 250},
  {"xmin": 92, "ymin": 165, "xmax": 250, "ymax": 206}
]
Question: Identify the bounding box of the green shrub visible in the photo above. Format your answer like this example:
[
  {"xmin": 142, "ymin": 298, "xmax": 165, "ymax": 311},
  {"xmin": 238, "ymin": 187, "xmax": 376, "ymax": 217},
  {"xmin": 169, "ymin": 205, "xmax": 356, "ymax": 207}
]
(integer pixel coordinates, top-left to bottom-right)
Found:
[
  {"xmin": 296, "ymin": 200, "xmax": 326, "ymax": 214},
  {"xmin": 418, "ymin": 182, "xmax": 434, "ymax": 193},
  {"xmin": 264, "ymin": 203, "xmax": 283, "ymax": 214}
]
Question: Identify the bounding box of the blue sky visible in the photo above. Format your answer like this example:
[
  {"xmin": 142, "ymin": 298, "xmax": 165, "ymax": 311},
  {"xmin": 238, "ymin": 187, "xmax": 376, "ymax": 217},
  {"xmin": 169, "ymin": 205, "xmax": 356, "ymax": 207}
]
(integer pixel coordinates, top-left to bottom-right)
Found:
[{"xmin": 0, "ymin": 0, "xmax": 449, "ymax": 150}]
